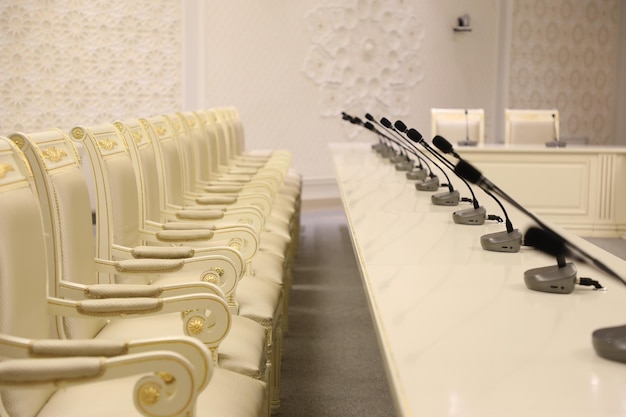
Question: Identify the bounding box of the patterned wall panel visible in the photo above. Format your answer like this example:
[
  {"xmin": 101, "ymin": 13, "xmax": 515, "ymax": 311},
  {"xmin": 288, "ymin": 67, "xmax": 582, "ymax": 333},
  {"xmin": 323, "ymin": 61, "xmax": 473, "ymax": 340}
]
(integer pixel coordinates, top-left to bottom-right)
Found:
[
  {"xmin": 0, "ymin": 0, "xmax": 181, "ymax": 134},
  {"xmin": 509, "ymin": 0, "xmax": 619, "ymax": 144},
  {"xmin": 302, "ymin": 0, "xmax": 425, "ymax": 138}
]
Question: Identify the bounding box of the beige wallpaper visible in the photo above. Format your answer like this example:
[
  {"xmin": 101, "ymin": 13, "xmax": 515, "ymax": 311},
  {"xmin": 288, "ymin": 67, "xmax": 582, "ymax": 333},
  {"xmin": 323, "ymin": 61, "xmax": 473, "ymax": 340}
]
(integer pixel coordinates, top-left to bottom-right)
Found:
[
  {"xmin": 0, "ymin": 0, "xmax": 181, "ymax": 134},
  {"xmin": 509, "ymin": 0, "xmax": 619, "ymax": 144}
]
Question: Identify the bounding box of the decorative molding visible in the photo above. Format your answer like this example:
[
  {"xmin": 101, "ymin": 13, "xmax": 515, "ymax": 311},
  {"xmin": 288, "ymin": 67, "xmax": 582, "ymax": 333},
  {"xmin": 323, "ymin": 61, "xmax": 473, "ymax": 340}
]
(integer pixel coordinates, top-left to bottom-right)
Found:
[{"xmin": 302, "ymin": 0, "xmax": 424, "ymax": 136}]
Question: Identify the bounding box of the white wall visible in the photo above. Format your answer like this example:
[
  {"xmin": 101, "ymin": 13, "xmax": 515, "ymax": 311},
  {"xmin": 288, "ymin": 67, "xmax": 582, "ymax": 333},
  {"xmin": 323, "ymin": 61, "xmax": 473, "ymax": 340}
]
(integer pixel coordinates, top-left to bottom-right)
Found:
[{"xmin": 183, "ymin": 0, "xmax": 502, "ymax": 199}]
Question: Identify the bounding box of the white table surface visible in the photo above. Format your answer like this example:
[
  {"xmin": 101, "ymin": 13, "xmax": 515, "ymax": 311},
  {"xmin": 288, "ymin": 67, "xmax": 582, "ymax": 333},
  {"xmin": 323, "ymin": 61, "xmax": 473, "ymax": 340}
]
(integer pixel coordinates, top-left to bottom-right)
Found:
[{"xmin": 329, "ymin": 142, "xmax": 626, "ymax": 417}]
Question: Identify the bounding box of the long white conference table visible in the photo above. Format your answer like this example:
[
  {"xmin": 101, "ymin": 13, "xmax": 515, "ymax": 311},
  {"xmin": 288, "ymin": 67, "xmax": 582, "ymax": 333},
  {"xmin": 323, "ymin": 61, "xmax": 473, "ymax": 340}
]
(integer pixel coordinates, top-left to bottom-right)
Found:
[{"xmin": 329, "ymin": 142, "xmax": 626, "ymax": 417}]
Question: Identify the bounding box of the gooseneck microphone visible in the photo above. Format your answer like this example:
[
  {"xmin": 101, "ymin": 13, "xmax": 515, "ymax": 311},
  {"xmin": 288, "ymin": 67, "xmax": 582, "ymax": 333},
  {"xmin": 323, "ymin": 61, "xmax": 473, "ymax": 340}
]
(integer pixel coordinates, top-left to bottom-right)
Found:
[
  {"xmin": 454, "ymin": 158, "xmax": 626, "ymax": 287},
  {"xmin": 457, "ymin": 109, "xmax": 477, "ymax": 147},
  {"xmin": 385, "ymin": 120, "xmax": 461, "ymax": 204},
  {"xmin": 364, "ymin": 113, "xmax": 424, "ymax": 173},
  {"xmin": 379, "ymin": 117, "xmax": 441, "ymax": 191},
  {"xmin": 545, "ymin": 113, "xmax": 565, "ymax": 148},
  {"xmin": 433, "ymin": 135, "xmax": 522, "ymax": 252}
]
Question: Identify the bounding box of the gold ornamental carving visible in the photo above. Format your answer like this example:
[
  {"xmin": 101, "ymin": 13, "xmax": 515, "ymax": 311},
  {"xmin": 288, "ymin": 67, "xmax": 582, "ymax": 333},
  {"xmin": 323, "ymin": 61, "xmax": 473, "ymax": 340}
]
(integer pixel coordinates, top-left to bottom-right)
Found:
[
  {"xmin": 156, "ymin": 126, "xmax": 167, "ymax": 137},
  {"xmin": 202, "ymin": 272, "xmax": 218, "ymax": 284},
  {"xmin": 132, "ymin": 130, "xmax": 143, "ymax": 143},
  {"xmin": 139, "ymin": 382, "xmax": 161, "ymax": 405},
  {"xmin": 187, "ymin": 317, "xmax": 205, "ymax": 335},
  {"xmin": 0, "ymin": 163, "xmax": 15, "ymax": 179},
  {"xmin": 97, "ymin": 138, "xmax": 118, "ymax": 151},
  {"xmin": 42, "ymin": 146, "xmax": 68, "ymax": 163},
  {"xmin": 157, "ymin": 371, "xmax": 175, "ymax": 384},
  {"xmin": 71, "ymin": 127, "xmax": 85, "ymax": 140},
  {"xmin": 10, "ymin": 136, "xmax": 24, "ymax": 149}
]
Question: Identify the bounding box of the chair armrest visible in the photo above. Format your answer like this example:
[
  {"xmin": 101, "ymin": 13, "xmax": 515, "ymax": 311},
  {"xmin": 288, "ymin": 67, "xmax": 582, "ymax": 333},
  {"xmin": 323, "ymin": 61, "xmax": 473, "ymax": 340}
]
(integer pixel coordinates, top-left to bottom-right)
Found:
[
  {"xmin": 48, "ymin": 293, "xmax": 232, "ymax": 347},
  {"xmin": 0, "ymin": 352, "xmax": 198, "ymax": 417},
  {"xmin": 131, "ymin": 246, "xmax": 195, "ymax": 259},
  {"xmin": 194, "ymin": 195, "xmax": 238, "ymax": 205},
  {"xmin": 155, "ymin": 229, "xmax": 214, "ymax": 242}
]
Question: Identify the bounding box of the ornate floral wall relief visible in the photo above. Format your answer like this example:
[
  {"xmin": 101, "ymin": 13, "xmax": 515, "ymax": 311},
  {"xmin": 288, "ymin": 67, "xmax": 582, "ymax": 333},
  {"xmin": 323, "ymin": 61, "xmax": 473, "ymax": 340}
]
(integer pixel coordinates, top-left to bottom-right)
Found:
[
  {"xmin": 303, "ymin": 0, "xmax": 425, "ymax": 138},
  {"xmin": 0, "ymin": 0, "xmax": 181, "ymax": 134}
]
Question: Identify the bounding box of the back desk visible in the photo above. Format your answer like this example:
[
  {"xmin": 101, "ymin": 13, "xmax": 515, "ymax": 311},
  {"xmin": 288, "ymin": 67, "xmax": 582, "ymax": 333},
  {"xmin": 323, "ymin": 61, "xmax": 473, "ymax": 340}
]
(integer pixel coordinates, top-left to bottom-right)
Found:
[{"xmin": 329, "ymin": 142, "xmax": 626, "ymax": 417}]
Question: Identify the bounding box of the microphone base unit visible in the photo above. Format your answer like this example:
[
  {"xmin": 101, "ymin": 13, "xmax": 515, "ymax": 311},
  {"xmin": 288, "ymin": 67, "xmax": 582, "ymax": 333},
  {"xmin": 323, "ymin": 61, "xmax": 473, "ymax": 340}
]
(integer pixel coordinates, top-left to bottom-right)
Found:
[
  {"xmin": 390, "ymin": 153, "xmax": 406, "ymax": 163},
  {"xmin": 545, "ymin": 140, "xmax": 566, "ymax": 148},
  {"xmin": 452, "ymin": 206, "xmax": 486, "ymax": 225},
  {"xmin": 592, "ymin": 325, "xmax": 626, "ymax": 363},
  {"xmin": 480, "ymin": 229, "xmax": 522, "ymax": 253},
  {"xmin": 395, "ymin": 160, "xmax": 414, "ymax": 171},
  {"xmin": 523, "ymin": 263, "xmax": 577, "ymax": 294},
  {"xmin": 379, "ymin": 146, "xmax": 394, "ymax": 158},
  {"xmin": 457, "ymin": 140, "xmax": 477, "ymax": 147},
  {"xmin": 431, "ymin": 190, "xmax": 460, "ymax": 206},
  {"xmin": 415, "ymin": 176, "xmax": 440, "ymax": 191},
  {"xmin": 406, "ymin": 168, "xmax": 428, "ymax": 181}
]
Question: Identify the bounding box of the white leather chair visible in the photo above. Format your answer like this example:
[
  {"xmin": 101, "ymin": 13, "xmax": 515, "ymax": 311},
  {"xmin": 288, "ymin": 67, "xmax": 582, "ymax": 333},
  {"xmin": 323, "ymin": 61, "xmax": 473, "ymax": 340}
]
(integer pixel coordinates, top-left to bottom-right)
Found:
[
  {"xmin": 431, "ymin": 108, "xmax": 485, "ymax": 146},
  {"xmin": 172, "ymin": 112, "xmax": 293, "ymax": 263},
  {"xmin": 12, "ymin": 129, "xmax": 273, "ymax": 414},
  {"xmin": 0, "ymin": 135, "xmax": 267, "ymax": 417},
  {"xmin": 504, "ymin": 109, "xmax": 559, "ymax": 145},
  {"xmin": 126, "ymin": 116, "xmax": 288, "ymax": 411},
  {"xmin": 63, "ymin": 123, "xmax": 286, "ymax": 412}
]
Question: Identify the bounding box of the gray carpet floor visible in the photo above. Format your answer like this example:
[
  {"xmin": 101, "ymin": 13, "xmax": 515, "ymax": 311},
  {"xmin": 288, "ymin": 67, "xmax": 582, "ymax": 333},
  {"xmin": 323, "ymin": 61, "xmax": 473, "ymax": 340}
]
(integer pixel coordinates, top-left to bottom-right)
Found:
[
  {"xmin": 279, "ymin": 205, "xmax": 626, "ymax": 416},
  {"xmin": 279, "ymin": 206, "xmax": 396, "ymax": 417}
]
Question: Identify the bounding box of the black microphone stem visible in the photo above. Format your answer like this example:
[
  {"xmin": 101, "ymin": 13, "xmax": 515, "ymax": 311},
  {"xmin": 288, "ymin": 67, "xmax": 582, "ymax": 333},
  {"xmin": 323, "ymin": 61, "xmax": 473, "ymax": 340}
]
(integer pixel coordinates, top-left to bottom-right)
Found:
[
  {"xmin": 366, "ymin": 114, "xmax": 427, "ymax": 171},
  {"xmin": 381, "ymin": 120, "xmax": 452, "ymax": 190},
  {"xmin": 410, "ymin": 132, "xmax": 480, "ymax": 209}
]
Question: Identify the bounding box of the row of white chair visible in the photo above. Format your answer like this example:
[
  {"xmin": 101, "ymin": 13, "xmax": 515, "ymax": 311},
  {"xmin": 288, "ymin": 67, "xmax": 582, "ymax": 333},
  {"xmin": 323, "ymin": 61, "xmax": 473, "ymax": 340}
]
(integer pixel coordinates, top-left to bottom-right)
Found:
[
  {"xmin": 0, "ymin": 107, "xmax": 301, "ymax": 417},
  {"xmin": 431, "ymin": 108, "xmax": 561, "ymax": 145}
]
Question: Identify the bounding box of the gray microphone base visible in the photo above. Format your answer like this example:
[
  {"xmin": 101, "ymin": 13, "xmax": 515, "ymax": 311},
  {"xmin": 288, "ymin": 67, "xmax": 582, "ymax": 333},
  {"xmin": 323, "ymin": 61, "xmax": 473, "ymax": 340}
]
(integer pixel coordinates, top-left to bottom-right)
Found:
[
  {"xmin": 592, "ymin": 325, "xmax": 626, "ymax": 363},
  {"xmin": 481, "ymin": 229, "xmax": 522, "ymax": 252},
  {"xmin": 524, "ymin": 263, "xmax": 577, "ymax": 294},
  {"xmin": 545, "ymin": 140, "xmax": 566, "ymax": 148},
  {"xmin": 395, "ymin": 160, "xmax": 414, "ymax": 171},
  {"xmin": 457, "ymin": 140, "xmax": 477, "ymax": 147},
  {"xmin": 415, "ymin": 176, "xmax": 439, "ymax": 191},
  {"xmin": 406, "ymin": 168, "xmax": 428, "ymax": 181},
  {"xmin": 452, "ymin": 206, "xmax": 486, "ymax": 225},
  {"xmin": 431, "ymin": 190, "xmax": 460, "ymax": 206}
]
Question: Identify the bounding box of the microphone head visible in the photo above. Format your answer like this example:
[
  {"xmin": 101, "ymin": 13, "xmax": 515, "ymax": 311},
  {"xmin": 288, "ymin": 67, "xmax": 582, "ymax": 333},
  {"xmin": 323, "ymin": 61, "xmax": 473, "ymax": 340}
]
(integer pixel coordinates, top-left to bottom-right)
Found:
[
  {"xmin": 365, "ymin": 113, "xmax": 374, "ymax": 121},
  {"xmin": 405, "ymin": 128, "xmax": 423, "ymax": 143},
  {"xmin": 524, "ymin": 227, "xmax": 567, "ymax": 258},
  {"xmin": 432, "ymin": 135, "xmax": 454, "ymax": 154},
  {"xmin": 353, "ymin": 117, "xmax": 363, "ymax": 125},
  {"xmin": 394, "ymin": 120, "xmax": 408, "ymax": 132},
  {"xmin": 363, "ymin": 121, "xmax": 375, "ymax": 131},
  {"xmin": 380, "ymin": 117, "xmax": 392, "ymax": 128},
  {"xmin": 453, "ymin": 160, "xmax": 482, "ymax": 184}
]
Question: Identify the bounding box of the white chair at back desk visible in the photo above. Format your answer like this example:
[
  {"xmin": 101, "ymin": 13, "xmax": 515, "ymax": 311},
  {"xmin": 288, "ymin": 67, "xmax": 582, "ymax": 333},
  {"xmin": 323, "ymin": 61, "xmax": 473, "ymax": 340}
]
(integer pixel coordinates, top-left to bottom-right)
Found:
[
  {"xmin": 0, "ymin": 135, "xmax": 266, "ymax": 417},
  {"xmin": 504, "ymin": 109, "xmax": 560, "ymax": 145},
  {"xmin": 431, "ymin": 108, "xmax": 485, "ymax": 146}
]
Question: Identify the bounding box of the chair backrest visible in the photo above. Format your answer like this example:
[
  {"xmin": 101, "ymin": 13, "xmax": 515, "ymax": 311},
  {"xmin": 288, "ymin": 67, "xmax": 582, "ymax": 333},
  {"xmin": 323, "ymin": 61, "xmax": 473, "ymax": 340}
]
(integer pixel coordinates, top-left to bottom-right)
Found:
[
  {"xmin": 176, "ymin": 111, "xmax": 217, "ymax": 187},
  {"xmin": 11, "ymin": 130, "xmax": 108, "ymax": 340},
  {"xmin": 431, "ymin": 108, "xmax": 485, "ymax": 145},
  {"xmin": 69, "ymin": 124, "xmax": 143, "ymax": 257},
  {"xmin": 114, "ymin": 119, "xmax": 166, "ymax": 226},
  {"xmin": 0, "ymin": 136, "xmax": 58, "ymax": 416},
  {"xmin": 141, "ymin": 115, "xmax": 190, "ymax": 208},
  {"xmin": 504, "ymin": 109, "xmax": 559, "ymax": 145}
]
